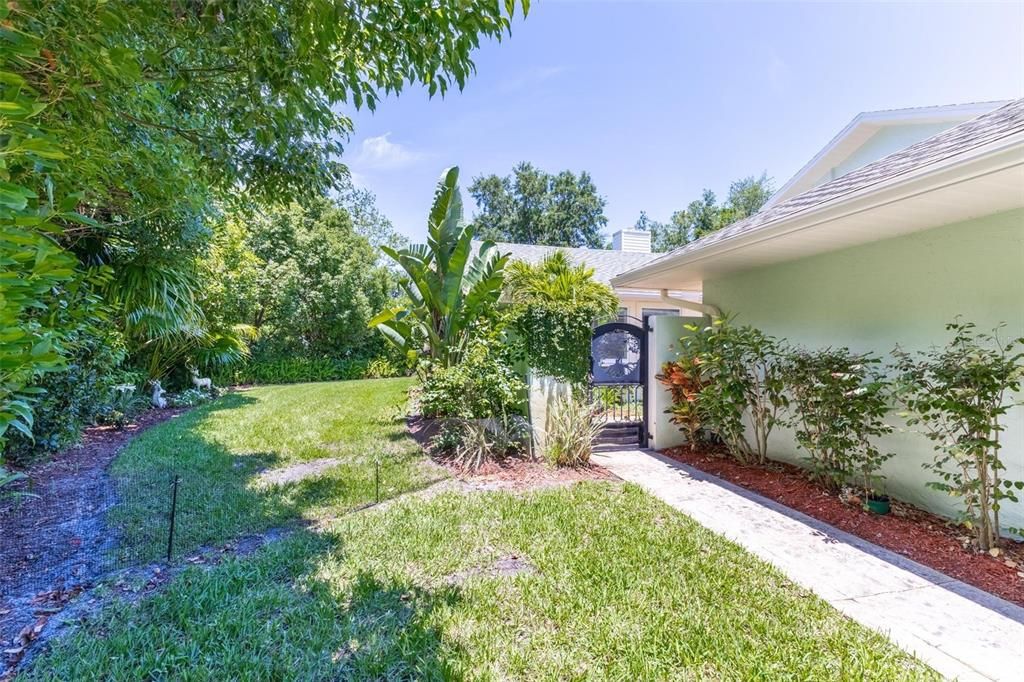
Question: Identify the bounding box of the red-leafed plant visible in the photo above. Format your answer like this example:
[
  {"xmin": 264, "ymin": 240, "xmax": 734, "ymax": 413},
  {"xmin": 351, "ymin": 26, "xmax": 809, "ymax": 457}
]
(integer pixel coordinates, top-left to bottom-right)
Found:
[{"xmin": 656, "ymin": 358, "xmax": 708, "ymax": 450}]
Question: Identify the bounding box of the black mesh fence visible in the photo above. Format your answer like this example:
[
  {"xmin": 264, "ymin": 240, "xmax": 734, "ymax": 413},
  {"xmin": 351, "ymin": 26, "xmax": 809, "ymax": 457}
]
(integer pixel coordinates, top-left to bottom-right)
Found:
[
  {"xmin": 3, "ymin": 471, "xmax": 179, "ymax": 602},
  {"xmin": 0, "ymin": 460, "xmax": 402, "ymax": 607}
]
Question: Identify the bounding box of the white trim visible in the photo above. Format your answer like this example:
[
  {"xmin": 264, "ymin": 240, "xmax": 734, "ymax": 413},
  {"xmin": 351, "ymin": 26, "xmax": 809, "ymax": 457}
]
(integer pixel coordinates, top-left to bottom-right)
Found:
[
  {"xmin": 763, "ymin": 101, "xmax": 1011, "ymax": 209},
  {"xmin": 612, "ymin": 131, "xmax": 1024, "ymax": 288}
]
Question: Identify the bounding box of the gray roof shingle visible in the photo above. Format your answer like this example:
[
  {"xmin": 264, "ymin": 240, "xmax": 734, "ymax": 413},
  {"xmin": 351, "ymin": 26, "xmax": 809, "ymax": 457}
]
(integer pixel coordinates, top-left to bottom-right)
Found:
[
  {"xmin": 472, "ymin": 241, "xmax": 660, "ymax": 284},
  {"xmin": 629, "ymin": 97, "xmax": 1024, "ymax": 272}
]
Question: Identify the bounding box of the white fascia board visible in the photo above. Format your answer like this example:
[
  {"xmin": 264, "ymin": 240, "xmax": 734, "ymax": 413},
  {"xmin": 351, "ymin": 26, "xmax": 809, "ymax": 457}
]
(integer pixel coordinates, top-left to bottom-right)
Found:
[
  {"xmin": 612, "ymin": 132, "xmax": 1024, "ymax": 289},
  {"xmin": 764, "ymin": 101, "xmax": 1013, "ymax": 209}
]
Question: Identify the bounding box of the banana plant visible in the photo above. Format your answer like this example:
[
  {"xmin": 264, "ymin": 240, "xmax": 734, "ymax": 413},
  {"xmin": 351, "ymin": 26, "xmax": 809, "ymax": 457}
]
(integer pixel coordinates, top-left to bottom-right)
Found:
[{"xmin": 370, "ymin": 167, "xmax": 508, "ymax": 368}]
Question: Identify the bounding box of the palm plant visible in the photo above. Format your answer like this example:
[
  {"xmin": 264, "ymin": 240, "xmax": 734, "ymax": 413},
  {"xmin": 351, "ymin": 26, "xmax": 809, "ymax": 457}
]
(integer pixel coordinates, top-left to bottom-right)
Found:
[
  {"xmin": 107, "ymin": 262, "xmax": 254, "ymax": 379},
  {"xmin": 504, "ymin": 251, "xmax": 618, "ymax": 310},
  {"xmin": 502, "ymin": 251, "xmax": 618, "ymax": 384},
  {"xmin": 370, "ymin": 167, "xmax": 508, "ymax": 367}
]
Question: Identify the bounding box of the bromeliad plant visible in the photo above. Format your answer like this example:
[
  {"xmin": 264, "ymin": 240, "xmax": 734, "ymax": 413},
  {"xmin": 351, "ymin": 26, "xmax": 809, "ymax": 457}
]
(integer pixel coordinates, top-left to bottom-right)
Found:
[
  {"xmin": 370, "ymin": 167, "xmax": 508, "ymax": 369},
  {"xmin": 782, "ymin": 348, "xmax": 894, "ymax": 496},
  {"xmin": 892, "ymin": 320, "xmax": 1024, "ymax": 551}
]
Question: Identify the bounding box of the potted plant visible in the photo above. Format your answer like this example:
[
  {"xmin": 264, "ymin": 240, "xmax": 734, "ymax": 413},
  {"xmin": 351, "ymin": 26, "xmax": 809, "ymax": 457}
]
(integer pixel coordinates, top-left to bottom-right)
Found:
[{"xmin": 860, "ymin": 468, "xmax": 891, "ymax": 515}]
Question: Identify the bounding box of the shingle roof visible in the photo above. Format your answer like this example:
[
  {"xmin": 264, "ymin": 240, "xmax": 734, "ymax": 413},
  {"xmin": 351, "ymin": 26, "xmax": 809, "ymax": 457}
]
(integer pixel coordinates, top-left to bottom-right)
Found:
[
  {"xmin": 629, "ymin": 97, "xmax": 1024, "ymax": 273},
  {"xmin": 472, "ymin": 241, "xmax": 660, "ymax": 284}
]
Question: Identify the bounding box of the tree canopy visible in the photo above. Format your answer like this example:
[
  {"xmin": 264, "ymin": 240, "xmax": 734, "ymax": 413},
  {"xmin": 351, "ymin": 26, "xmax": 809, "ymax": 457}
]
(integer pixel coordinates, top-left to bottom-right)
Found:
[
  {"xmin": 205, "ymin": 198, "xmax": 394, "ymax": 360},
  {"xmin": 643, "ymin": 173, "xmax": 774, "ymax": 253},
  {"xmin": 469, "ymin": 162, "xmax": 608, "ymax": 248},
  {"xmin": 0, "ymin": 0, "xmax": 528, "ymax": 450}
]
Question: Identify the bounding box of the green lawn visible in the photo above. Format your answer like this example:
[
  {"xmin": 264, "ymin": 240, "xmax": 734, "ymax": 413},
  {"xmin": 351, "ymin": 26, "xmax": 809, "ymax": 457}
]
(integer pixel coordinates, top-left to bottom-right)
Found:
[
  {"xmin": 107, "ymin": 377, "xmax": 443, "ymax": 562},
  {"xmin": 28, "ymin": 483, "xmax": 934, "ymax": 680},
  {"xmin": 26, "ymin": 378, "xmax": 934, "ymax": 679}
]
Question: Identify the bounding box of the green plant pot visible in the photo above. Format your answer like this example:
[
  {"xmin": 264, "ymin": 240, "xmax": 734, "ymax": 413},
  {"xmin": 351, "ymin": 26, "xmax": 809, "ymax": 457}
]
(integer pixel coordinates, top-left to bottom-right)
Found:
[{"xmin": 864, "ymin": 495, "xmax": 891, "ymax": 515}]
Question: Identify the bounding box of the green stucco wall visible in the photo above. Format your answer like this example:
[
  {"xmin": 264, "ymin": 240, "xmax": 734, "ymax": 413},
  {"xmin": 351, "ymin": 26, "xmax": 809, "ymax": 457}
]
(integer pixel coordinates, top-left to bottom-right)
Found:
[
  {"xmin": 702, "ymin": 208, "xmax": 1024, "ymax": 530},
  {"xmin": 648, "ymin": 315, "xmax": 705, "ymax": 450}
]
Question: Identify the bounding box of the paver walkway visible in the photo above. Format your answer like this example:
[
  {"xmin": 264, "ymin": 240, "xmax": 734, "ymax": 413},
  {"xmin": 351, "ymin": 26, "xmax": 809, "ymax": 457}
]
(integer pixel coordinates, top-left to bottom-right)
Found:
[{"xmin": 593, "ymin": 449, "xmax": 1024, "ymax": 682}]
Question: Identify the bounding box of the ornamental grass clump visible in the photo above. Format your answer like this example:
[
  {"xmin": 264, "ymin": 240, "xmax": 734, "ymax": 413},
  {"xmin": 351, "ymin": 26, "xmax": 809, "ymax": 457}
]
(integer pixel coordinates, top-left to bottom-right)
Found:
[
  {"xmin": 782, "ymin": 348, "xmax": 894, "ymax": 496},
  {"xmin": 892, "ymin": 320, "xmax": 1024, "ymax": 552},
  {"xmin": 544, "ymin": 392, "xmax": 602, "ymax": 467}
]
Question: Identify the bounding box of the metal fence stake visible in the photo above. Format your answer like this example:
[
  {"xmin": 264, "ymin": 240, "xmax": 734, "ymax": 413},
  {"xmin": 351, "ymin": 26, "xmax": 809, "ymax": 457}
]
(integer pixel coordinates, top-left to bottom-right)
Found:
[
  {"xmin": 375, "ymin": 460, "xmax": 380, "ymax": 504},
  {"xmin": 166, "ymin": 474, "xmax": 180, "ymax": 562}
]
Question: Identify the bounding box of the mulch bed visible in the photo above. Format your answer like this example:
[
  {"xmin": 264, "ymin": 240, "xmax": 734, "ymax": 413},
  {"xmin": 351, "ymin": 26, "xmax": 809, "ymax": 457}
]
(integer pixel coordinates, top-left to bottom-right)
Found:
[
  {"xmin": 450, "ymin": 456, "xmax": 616, "ymax": 491},
  {"xmin": 407, "ymin": 415, "xmax": 615, "ymax": 491},
  {"xmin": 663, "ymin": 445, "xmax": 1024, "ymax": 607},
  {"xmin": 0, "ymin": 407, "xmax": 189, "ymax": 596}
]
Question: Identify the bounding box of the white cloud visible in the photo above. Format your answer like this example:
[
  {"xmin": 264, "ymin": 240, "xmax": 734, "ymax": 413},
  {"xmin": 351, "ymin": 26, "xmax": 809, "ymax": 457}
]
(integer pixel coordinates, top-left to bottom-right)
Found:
[{"xmin": 351, "ymin": 132, "xmax": 423, "ymax": 171}]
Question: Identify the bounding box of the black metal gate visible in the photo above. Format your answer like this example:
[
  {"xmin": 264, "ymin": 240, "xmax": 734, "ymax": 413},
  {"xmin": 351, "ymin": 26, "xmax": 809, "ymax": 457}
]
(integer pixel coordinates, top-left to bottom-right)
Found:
[{"xmin": 589, "ymin": 320, "xmax": 647, "ymax": 450}]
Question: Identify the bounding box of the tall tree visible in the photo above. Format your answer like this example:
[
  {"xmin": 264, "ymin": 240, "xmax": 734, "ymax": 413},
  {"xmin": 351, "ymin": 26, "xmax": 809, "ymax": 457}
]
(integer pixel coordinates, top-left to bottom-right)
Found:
[
  {"xmin": 205, "ymin": 198, "xmax": 392, "ymax": 360},
  {"xmin": 646, "ymin": 174, "xmax": 774, "ymax": 253},
  {"xmin": 469, "ymin": 163, "xmax": 608, "ymax": 248},
  {"xmin": 334, "ymin": 178, "xmax": 407, "ymax": 251},
  {"xmin": 722, "ymin": 172, "xmax": 775, "ymax": 223}
]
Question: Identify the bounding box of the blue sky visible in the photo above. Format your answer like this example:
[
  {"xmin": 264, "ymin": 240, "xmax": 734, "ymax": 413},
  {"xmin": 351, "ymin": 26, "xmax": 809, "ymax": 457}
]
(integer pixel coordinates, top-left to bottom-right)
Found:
[{"xmin": 344, "ymin": 1, "xmax": 1024, "ymax": 242}]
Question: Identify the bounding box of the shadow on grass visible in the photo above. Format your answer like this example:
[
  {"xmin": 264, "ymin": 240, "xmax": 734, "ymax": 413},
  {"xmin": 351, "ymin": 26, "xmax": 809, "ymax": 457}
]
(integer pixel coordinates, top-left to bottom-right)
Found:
[
  {"xmin": 327, "ymin": 570, "xmax": 464, "ymax": 680},
  {"xmin": 21, "ymin": 530, "xmax": 465, "ymax": 680},
  {"xmin": 104, "ymin": 393, "xmax": 439, "ymax": 566}
]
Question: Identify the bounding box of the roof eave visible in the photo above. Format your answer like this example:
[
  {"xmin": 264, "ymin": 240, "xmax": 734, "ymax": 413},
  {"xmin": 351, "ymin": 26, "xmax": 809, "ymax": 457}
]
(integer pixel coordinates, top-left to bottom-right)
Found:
[{"xmin": 612, "ymin": 131, "xmax": 1024, "ymax": 289}]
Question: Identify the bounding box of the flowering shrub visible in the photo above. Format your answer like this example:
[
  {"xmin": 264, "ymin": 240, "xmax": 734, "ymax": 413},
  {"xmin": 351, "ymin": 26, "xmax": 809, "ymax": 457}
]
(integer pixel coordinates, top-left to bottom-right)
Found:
[
  {"xmin": 782, "ymin": 348, "xmax": 893, "ymax": 494},
  {"xmin": 892, "ymin": 320, "xmax": 1024, "ymax": 551},
  {"xmin": 168, "ymin": 387, "xmax": 222, "ymax": 408}
]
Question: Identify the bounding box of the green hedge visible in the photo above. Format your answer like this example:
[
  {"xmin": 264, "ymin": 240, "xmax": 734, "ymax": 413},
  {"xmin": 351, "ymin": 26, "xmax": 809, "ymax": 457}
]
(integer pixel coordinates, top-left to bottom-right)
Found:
[{"xmin": 212, "ymin": 356, "xmax": 401, "ymax": 386}]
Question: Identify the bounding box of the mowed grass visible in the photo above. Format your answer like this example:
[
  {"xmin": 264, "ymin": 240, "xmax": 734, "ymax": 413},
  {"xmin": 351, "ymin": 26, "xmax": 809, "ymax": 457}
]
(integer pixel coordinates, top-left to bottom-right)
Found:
[
  {"xmin": 107, "ymin": 378, "xmax": 443, "ymax": 561},
  {"xmin": 31, "ymin": 483, "xmax": 937, "ymax": 681}
]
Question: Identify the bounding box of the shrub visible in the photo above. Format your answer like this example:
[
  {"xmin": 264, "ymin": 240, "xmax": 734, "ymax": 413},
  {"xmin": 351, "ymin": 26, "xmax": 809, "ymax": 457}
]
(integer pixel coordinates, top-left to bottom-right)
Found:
[
  {"xmin": 543, "ymin": 392, "xmax": 602, "ymax": 467},
  {"xmin": 782, "ymin": 348, "xmax": 893, "ymax": 494},
  {"xmin": 431, "ymin": 414, "xmax": 531, "ymax": 470},
  {"xmin": 94, "ymin": 371, "xmax": 150, "ymax": 429},
  {"xmin": 656, "ymin": 358, "xmax": 707, "ymax": 450},
  {"xmin": 212, "ymin": 355, "xmax": 381, "ymax": 386},
  {"xmin": 892, "ymin": 320, "xmax": 1024, "ymax": 551},
  {"xmin": 503, "ymin": 251, "xmax": 618, "ymax": 384},
  {"xmin": 418, "ymin": 334, "xmax": 525, "ymax": 420},
  {"xmin": 683, "ymin": 320, "xmax": 787, "ymax": 464},
  {"xmin": 168, "ymin": 387, "xmax": 220, "ymax": 408},
  {"xmin": 364, "ymin": 357, "xmax": 402, "ymax": 379},
  {"xmin": 4, "ymin": 322, "xmax": 128, "ymax": 464}
]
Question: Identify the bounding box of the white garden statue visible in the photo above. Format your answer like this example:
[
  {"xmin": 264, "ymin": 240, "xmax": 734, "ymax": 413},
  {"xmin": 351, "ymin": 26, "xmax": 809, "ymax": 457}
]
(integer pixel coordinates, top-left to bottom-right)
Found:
[
  {"xmin": 190, "ymin": 367, "xmax": 213, "ymax": 391},
  {"xmin": 150, "ymin": 380, "xmax": 167, "ymax": 409}
]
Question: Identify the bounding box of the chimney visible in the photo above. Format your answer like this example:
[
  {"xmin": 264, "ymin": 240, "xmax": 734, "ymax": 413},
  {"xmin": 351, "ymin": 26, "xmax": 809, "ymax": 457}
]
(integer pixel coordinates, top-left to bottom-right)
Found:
[{"xmin": 612, "ymin": 229, "xmax": 651, "ymax": 253}]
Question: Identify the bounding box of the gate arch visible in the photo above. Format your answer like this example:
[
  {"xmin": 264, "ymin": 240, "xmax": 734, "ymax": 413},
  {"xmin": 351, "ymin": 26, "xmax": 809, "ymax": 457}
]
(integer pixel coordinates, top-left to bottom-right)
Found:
[{"xmin": 589, "ymin": 321, "xmax": 647, "ymax": 449}]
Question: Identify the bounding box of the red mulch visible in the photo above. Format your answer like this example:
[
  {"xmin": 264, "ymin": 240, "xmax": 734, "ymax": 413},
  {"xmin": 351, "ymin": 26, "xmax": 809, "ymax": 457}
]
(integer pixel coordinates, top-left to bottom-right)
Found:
[{"xmin": 663, "ymin": 445, "xmax": 1024, "ymax": 607}]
